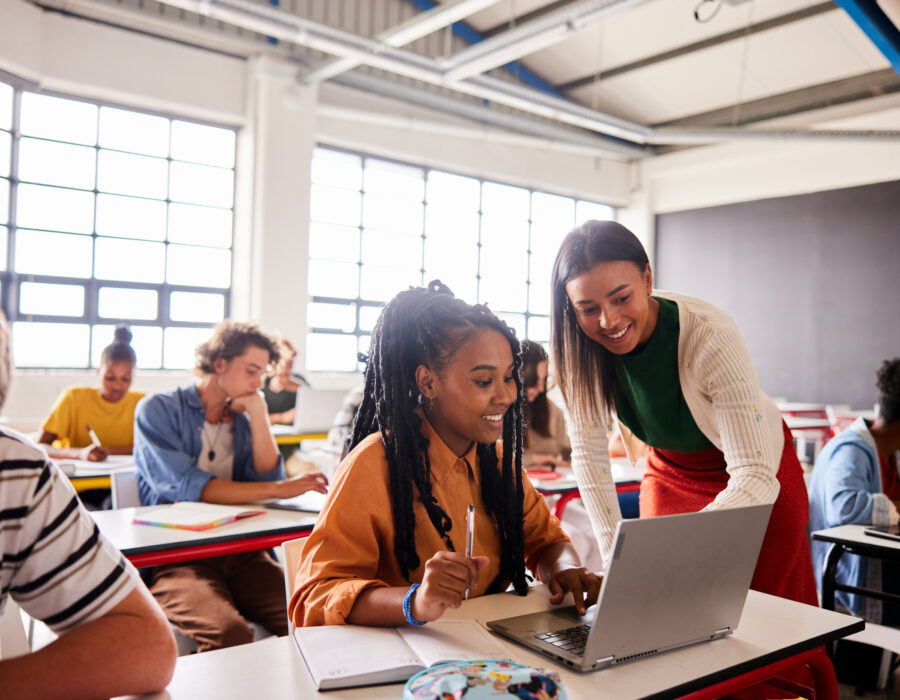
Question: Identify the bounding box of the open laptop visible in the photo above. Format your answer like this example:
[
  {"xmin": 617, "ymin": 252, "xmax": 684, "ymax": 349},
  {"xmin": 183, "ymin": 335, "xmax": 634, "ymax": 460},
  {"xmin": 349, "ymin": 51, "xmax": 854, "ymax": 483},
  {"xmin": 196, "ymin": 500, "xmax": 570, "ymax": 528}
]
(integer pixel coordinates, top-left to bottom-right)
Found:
[{"xmin": 487, "ymin": 503, "xmax": 773, "ymax": 672}]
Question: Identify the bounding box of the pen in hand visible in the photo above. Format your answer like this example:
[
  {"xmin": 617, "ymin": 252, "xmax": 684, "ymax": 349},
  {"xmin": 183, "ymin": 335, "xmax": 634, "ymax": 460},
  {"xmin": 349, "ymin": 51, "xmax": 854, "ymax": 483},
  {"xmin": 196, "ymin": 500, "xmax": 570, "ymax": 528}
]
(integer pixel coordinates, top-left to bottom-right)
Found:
[
  {"xmin": 86, "ymin": 424, "xmax": 102, "ymax": 447},
  {"xmin": 464, "ymin": 504, "xmax": 475, "ymax": 600}
]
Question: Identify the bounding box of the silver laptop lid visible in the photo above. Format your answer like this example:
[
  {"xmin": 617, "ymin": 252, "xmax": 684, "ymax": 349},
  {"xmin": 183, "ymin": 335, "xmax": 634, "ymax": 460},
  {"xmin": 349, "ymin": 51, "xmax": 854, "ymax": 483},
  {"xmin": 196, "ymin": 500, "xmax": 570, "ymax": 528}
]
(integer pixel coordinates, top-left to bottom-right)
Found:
[{"xmin": 584, "ymin": 503, "xmax": 773, "ymax": 665}]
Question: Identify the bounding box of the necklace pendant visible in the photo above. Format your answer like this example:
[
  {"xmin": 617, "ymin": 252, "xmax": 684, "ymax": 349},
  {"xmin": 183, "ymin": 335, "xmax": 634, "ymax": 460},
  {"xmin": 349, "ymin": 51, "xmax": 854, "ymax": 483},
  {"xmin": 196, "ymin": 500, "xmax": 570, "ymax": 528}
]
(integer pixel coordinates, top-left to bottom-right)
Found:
[{"xmin": 208, "ymin": 449, "xmax": 215, "ymax": 461}]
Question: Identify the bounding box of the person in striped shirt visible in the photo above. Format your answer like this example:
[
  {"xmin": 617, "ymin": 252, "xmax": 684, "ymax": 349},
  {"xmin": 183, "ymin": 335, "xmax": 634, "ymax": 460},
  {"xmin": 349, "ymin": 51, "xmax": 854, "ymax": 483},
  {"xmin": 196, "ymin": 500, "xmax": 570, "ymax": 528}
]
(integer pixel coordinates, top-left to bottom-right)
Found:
[{"xmin": 0, "ymin": 318, "xmax": 176, "ymax": 699}]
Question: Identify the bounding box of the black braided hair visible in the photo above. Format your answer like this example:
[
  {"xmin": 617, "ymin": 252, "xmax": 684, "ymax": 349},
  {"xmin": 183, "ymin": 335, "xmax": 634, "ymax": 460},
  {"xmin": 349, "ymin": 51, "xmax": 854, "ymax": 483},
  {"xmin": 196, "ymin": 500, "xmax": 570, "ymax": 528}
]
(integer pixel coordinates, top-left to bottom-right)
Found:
[{"xmin": 349, "ymin": 281, "xmax": 529, "ymax": 595}]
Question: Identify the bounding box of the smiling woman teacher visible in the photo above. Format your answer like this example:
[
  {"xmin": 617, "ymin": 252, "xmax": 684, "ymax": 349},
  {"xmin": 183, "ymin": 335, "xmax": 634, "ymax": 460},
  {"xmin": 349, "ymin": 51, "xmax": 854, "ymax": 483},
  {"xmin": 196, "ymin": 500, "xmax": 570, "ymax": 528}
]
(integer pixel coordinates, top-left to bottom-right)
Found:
[{"xmin": 551, "ymin": 220, "xmax": 816, "ymax": 606}]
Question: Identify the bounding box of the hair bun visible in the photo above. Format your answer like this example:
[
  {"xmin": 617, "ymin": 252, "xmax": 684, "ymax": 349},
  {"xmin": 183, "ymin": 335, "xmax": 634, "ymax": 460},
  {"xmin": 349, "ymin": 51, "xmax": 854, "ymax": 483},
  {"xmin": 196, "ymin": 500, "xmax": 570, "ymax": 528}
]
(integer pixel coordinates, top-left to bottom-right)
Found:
[{"xmin": 113, "ymin": 324, "xmax": 133, "ymax": 345}]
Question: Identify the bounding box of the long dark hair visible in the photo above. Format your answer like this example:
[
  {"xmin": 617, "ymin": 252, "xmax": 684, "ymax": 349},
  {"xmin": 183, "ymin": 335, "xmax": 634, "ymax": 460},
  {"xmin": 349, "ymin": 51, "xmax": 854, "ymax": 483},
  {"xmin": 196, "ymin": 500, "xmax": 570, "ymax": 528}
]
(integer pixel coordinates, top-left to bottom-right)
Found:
[
  {"xmin": 349, "ymin": 281, "xmax": 529, "ymax": 595},
  {"xmin": 521, "ymin": 340, "xmax": 550, "ymax": 443},
  {"xmin": 550, "ymin": 220, "xmax": 649, "ymax": 421}
]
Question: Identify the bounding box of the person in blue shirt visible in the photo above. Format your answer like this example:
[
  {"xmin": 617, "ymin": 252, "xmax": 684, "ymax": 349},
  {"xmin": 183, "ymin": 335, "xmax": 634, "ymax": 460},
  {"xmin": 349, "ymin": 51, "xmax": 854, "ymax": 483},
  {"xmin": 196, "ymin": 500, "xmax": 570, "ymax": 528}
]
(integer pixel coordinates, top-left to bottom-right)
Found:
[
  {"xmin": 808, "ymin": 357, "xmax": 900, "ymax": 624},
  {"xmin": 134, "ymin": 320, "xmax": 327, "ymax": 651}
]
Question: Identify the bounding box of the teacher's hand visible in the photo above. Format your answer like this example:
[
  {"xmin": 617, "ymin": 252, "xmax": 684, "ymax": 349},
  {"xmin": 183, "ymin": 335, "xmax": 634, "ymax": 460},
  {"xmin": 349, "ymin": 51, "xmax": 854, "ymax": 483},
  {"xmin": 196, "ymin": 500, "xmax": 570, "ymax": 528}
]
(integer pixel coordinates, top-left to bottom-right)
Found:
[{"xmin": 548, "ymin": 567, "xmax": 603, "ymax": 615}]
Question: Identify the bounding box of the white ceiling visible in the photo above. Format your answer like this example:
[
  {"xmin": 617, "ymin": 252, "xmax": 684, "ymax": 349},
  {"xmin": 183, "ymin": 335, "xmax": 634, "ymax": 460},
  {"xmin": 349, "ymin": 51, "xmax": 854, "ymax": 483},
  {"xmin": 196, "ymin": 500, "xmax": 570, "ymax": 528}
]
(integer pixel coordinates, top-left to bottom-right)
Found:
[{"xmin": 26, "ymin": 0, "xmax": 900, "ymax": 156}]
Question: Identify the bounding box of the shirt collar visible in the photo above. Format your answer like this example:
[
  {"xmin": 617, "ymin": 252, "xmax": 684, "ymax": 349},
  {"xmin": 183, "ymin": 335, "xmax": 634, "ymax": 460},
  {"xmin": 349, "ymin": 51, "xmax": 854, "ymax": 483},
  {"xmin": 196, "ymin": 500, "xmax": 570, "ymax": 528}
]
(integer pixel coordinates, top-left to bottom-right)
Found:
[
  {"xmin": 418, "ymin": 411, "xmax": 480, "ymax": 485},
  {"xmin": 185, "ymin": 384, "xmax": 204, "ymax": 409}
]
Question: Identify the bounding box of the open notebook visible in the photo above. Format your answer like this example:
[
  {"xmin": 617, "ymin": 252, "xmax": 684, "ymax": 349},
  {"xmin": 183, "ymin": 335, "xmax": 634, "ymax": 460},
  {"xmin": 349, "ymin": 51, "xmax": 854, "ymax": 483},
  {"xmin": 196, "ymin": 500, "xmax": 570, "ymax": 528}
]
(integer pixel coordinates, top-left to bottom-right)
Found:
[
  {"xmin": 132, "ymin": 502, "xmax": 265, "ymax": 531},
  {"xmin": 293, "ymin": 619, "xmax": 512, "ymax": 690}
]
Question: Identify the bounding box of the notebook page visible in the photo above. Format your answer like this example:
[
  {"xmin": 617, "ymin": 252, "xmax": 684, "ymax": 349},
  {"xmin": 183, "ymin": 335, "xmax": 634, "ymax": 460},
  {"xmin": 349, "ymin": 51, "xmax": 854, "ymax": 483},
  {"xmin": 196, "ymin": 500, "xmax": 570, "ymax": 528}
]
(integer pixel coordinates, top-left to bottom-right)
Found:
[
  {"xmin": 398, "ymin": 620, "xmax": 513, "ymax": 668},
  {"xmin": 293, "ymin": 625, "xmax": 423, "ymax": 687}
]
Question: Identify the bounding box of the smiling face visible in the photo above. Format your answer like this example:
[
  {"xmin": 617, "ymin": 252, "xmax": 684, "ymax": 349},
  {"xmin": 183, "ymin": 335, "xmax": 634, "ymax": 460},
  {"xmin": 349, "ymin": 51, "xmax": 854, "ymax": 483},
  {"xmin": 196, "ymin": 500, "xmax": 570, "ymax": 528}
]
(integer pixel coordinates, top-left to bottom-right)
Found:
[
  {"xmin": 213, "ymin": 345, "xmax": 271, "ymax": 399},
  {"xmin": 416, "ymin": 327, "xmax": 519, "ymax": 457},
  {"xmin": 565, "ymin": 260, "xmax": 659, "ymax": 355},
  {"xmin": 99, "ymin": 360, "xmax": 133, "ymax": 403}
]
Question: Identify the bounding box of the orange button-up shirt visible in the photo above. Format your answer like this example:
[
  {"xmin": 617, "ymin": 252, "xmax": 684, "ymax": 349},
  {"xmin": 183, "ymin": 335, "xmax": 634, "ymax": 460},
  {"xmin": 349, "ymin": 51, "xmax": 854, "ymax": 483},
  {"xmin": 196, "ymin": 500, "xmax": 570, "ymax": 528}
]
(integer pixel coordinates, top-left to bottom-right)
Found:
[{"xmin": 290, "ymin": 416, "xmax": 570, "ymax": 626}]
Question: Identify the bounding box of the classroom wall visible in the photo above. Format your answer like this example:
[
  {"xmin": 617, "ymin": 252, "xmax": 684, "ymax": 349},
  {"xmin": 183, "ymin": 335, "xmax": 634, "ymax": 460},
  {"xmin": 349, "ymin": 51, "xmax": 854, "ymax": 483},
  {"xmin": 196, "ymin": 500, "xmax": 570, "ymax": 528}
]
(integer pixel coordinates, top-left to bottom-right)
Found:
[{"xmin": 654, "ymin": 179, "xmax": 900, "ymax": 410}]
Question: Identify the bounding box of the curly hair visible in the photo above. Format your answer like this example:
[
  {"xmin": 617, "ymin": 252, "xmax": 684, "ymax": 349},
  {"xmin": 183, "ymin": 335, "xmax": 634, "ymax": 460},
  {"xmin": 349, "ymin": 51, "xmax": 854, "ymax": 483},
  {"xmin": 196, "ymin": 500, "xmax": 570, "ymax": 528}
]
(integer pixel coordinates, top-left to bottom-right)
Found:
[
  {"xmin": 195, "ymin": 320, "xmax": 281, "ymax": 376},
  {"xmin": 349, "ymin": 280, "xmax": 529, "ymax": 595},
  {"xmin": 876, "ymin": 358, "xmax": 900, "ymax": 425}
]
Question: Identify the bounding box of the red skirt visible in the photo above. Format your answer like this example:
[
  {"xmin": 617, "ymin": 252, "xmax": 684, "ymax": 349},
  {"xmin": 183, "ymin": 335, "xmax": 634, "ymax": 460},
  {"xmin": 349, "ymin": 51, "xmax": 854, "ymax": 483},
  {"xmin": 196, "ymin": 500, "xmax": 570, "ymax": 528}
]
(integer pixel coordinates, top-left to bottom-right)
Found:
[{"xmin": 641, "ymin": 421, "xmax": 818, "ymax": 607}]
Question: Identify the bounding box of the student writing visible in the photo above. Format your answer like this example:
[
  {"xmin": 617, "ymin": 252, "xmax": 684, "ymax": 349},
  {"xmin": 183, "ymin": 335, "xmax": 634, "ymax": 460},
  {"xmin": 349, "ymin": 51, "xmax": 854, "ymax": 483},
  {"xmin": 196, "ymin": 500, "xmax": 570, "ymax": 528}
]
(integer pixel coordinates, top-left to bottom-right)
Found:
[{"xmin": 290, "ymin": 282, "xmax": 601, "ymax": 627}]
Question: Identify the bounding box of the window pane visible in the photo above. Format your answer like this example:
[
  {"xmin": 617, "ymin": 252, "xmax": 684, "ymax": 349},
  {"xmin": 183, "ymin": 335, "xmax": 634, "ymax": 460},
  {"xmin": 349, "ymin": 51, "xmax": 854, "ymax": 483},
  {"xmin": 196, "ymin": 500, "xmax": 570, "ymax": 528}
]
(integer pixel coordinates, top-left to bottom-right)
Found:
[
  {"xmin": 358, "ymin": 305, "xmax": 382, "ymax": 333},
  {"xmin": 360, "ymin": 229, "xmax": 421, "ymax": 269},
  {"xmin": 528, "ymin": 261, "xmax": 553, "ymax": 315},
  {"xmin": 169, "ymin": 161, "xmax": 233, "ymax": 208},
  {"xmin": 169, "ymin": 291, "xmax": 225, "ymax": 323},
  {"xmin": 0, "ymin": 225, "xmax": 6, "ymax": 271},
  {"xmin": 95, "ymin": 237, "xmax": 165, "ymax": 283},
  {"xmin": 310, "ymin": 185, "xmax": 361, "ymax": 227},
  {"xmin": 422, "ymin": 269, "xmax": 477, "ymax": 304},
  {"xmin": 20, "ymin": 93, "xmax": 97, "ymax": 146},
  {"xmin": 98, "ymin": 150, "xmax": 167, "ymax": 199},
  {"xmin": 308, "ymin": 259, "xmax": 358, "ymax": 299},
  {"xmin": 16, "ymin": 184, "xmax": 94, "ymax": 234},
  {"xmin": 0, "ymin": 131, "xmax": 9, "ymax": 177},
  {"xmin": 15, "ymin": 229, "xmax": 93, "ymax": 278},
  {"xmin": 96, "ymin": 193, "xmax": 166, "ymax": 241},
  {"xmin": 424, "ymin": 204, "xmax": 479, "ymax": 242},
  {"xmin": 168, "ymin": 203, "xmax": 232, "ymax": 248},
  {"xmin": 426, "ymin": 171, "xmax": 480, "ymax": 210},
  {"xmin": 99, "ymin": 106, "xmax": 169, "ymax": 157},
  {"xmin": 0, "ymin": 177, "xmax": 7, "ymax": 224},
  {"xmin": 360, "ymin": 265, "xmax": 421, "ymax": 303},
  {"xmin": 311, "ymin": 149, "xmax": 361, "ymax": 189},
  {"xmin": 479, "ymin": 246, "xmax": 528, "ymax": 312},
  {"xmin": 163, "ymin": 327, "xmax": 211, "ymax": 369},
  {"xmin": 496, "ymin": 312, "xmax": 526, "ymax": 340},
  {"xmin": 306, "ymin": 333, "xmax": 358, "ymax": 372},
  {"xmin": 171, "ymin": 121, "xmax": 235, "ymax": 168},
  {"xmin": 362, "ymin": 196, "xmax": 423, "ymax": 235},
  {"xmin": 481, "ymin": 182, "xmax": 529, "ymax": 220},
  {"xmin": 19, "ymin": 281, "xmax": 84, "ymax": 317},
  {"xmin": 0, "ymin": 83, "xmax": 11, "ymax": 131},
  {"xmin": 481, "ymin": 215, "xmax": 528, "ymax": 251},
  {"xmin": 13, "ymin": 322, "xmax": 89, "ymax": 367},
  {"xmin": 18, "ymin": 137, "xmax": 96, "ymax": 190},
  {"xmin": 576, "ymin": 200, "xmax": 614, "ymax": 224},
  {"xmin": 309, "ymin": 222, "xmax": 359, "ymax": 263},
  {"xmin": 364, "ymin": 159, "xmax": 424, "ymax": 200},
  {"xmin": 98, "ymin": 287, "xmax": 158, "ymax": 320},
  {"xmin": 92, "ymin": 324, "xmax": 163, "ymax": 369},
  {"xmin": 307, "ymin": 302, "xmax": 355, "ymax": 332},
  {"xmin": 167, "ymin": 244, "xmax": 231, "ymax": 288},
  {"xmin": 527, "ymin": 315, "xmax": 550, "ymax": 343},
  {"xmin": 531, "ymin": 192, "xmax": 575, "ymax": 228},
  {"xmin": 358, "ymin": 335, "xmax": 371, "ymax": 362}
]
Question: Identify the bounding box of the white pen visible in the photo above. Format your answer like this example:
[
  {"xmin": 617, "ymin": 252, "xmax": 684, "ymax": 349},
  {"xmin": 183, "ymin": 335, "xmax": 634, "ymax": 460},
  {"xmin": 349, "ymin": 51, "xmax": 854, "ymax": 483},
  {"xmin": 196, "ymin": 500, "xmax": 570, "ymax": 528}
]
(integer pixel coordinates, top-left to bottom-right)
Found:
[
  {"xmin": 464, "ymin": 504, "xmax": 475, "ymax": 600},
  {"xmin": 86, "ymin": 424, "xmax": 102, "ymax": 447}
]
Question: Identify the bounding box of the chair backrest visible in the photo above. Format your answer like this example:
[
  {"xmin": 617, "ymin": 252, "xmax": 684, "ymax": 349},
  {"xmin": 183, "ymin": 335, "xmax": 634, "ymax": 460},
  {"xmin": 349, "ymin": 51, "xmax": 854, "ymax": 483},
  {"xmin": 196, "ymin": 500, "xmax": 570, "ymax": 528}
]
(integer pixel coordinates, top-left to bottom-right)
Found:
[
  {"xmin": 280, "ymin": 537, "xmax": 306, "ymax": 635},
  {"xmin": 0, "ymin": 599, "xmax": 30, "ymax": 660},
  {"xmin": 111, "ymin": 469, "xmax": 140, "ymax": 509}
]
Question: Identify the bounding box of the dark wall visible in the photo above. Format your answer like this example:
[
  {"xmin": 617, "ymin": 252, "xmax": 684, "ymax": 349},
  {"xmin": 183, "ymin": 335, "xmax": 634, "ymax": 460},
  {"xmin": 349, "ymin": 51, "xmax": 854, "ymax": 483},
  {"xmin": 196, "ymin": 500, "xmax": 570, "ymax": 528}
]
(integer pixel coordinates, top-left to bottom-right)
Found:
[{"xmin": 655, "ymin": 180, "xmax": 900, "ymax": 410}]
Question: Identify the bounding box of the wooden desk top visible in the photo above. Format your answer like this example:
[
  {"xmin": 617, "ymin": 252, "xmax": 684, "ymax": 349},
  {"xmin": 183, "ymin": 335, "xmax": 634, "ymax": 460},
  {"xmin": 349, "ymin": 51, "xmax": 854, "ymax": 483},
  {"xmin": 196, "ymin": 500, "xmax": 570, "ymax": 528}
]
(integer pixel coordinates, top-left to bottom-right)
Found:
[{"xmin": 125, "ymin": 586, "xmax": 861, "ymax": 700}]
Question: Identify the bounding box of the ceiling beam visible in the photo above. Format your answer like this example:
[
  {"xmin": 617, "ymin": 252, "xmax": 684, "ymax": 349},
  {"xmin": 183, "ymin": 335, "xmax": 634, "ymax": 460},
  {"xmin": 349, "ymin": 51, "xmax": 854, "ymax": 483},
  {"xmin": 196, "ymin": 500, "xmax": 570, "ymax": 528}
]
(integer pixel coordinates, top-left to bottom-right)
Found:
[
  {"xmin": 440, "ymin": 0, "xmax": 659, "ymax": 83},
  {"xmin": 833, "ymin": 0, "xmax": 900, "ymax": 77},
  {"xmin": 302, "ymin": 0, "xmax": 502, "ymax": 84},
  {"xmin": 655, "ymin": 68, "xmax": 900, "ymax": 128},
  {"xmin": 557, "ymin": 2, "xmax": 836, "ymax": 92},
  {"xmin": 480, "ymin": 1, "xmax": 584, "ymax": 39}
]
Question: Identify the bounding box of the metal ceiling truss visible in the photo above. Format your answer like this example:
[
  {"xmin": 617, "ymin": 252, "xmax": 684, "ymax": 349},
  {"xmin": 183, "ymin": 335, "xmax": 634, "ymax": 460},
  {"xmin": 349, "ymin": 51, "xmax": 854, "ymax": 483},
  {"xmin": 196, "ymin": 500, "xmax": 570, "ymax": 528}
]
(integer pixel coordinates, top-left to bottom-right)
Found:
[
  {"xmin": 833, "ymin": 0, "xmax": 900, "ymax": 78},
  {"xmin": 31, "ymin": 0, "xmax": 900, "ymax": 152}
]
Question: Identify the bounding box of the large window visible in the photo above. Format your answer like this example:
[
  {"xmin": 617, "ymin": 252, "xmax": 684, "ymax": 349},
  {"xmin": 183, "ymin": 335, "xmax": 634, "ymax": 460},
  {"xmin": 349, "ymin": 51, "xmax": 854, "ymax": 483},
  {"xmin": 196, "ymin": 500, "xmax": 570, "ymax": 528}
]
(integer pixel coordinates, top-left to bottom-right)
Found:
[
  {"xmin": 307, "ymin": 146, "xmax": 614, "ymax": 372},
  {"xmin": 0, "ymin": 80, "xmax": 235, "ymax": 369}
]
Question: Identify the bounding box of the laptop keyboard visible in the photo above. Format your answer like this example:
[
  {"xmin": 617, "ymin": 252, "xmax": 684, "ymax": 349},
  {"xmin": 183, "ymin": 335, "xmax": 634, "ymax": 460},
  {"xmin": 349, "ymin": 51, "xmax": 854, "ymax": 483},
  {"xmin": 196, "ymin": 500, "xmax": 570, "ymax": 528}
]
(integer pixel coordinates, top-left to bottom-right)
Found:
[{"xmin": 535, "ymin": 623, "xmax": 591, "ymax": 655}]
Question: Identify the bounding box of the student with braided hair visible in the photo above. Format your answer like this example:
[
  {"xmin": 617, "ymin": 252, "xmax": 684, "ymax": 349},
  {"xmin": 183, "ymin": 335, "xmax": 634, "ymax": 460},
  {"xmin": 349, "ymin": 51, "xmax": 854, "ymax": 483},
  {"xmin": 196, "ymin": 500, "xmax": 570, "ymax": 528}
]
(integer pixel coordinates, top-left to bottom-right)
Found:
[{"xmin": 290, "ymin": 282, "xmax": 601, "ymax": 627}]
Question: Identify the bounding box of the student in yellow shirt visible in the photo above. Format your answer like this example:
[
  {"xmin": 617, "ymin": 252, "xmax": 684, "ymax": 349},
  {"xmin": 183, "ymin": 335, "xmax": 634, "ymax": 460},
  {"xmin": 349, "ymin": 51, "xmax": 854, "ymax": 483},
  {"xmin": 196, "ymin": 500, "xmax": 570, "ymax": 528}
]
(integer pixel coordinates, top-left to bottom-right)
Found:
[
  {"xmin": 291, "ymin": 281, "xmax": 601, "ymax": 627},
  {"xmin": 39, "ymin": 325, "xmax": 144, "ymax": 462}
]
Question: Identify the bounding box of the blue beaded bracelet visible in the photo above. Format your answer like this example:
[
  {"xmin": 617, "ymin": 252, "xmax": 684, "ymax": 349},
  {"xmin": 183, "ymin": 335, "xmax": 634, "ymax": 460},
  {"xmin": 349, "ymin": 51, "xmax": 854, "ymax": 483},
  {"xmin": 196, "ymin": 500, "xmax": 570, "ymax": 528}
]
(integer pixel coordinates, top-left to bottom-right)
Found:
[{"xmin": 402, "ymin": 583, "xmax": 427, "ymax": 626}]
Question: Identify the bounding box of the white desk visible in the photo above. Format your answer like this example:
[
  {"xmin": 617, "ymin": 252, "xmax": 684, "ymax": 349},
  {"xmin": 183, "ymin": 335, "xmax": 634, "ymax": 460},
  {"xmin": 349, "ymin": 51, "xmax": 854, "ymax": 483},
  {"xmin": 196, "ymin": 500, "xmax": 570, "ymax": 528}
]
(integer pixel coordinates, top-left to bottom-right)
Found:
[
  {"xmin": 126, "ymin": 585, "xmax": 860, "ymax": 700},
  {"xmin": 531, "ymin": 458, "xmax": 644, "ymax": 519},
  {"xmin": 92, "ymin": 505, "xmax": 316, "ymax": 568}
]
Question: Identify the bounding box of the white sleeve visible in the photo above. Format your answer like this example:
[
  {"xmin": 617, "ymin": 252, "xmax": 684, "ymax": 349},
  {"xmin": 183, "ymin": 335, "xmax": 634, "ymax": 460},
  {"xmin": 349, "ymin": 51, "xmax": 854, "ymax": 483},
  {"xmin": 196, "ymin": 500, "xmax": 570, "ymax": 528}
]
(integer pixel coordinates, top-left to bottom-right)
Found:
[
  {"xmin": 692, "ymin": 328, "xmax": 781, "ymax": 511},
  {"xmin": 564, "ymin": 408, "xmax": 621, "ymax": 566}
]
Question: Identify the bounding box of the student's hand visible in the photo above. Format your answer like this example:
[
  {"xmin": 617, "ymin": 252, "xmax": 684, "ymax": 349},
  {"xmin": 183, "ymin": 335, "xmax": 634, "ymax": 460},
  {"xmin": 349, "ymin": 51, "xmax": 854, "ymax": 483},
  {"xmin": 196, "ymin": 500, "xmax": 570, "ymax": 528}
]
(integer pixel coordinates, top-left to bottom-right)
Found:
[
  {"xmin": 276, "ymin": 472, "xmax": 328, "ymax": 498},
  {"xmin": 412, "ymin": 552, "xmax": 489, "ymax": 623},
  {"xmin": 228, "ymin": 390, "xmax": 268, "ymax": 420},
  {"xmin": 79, "ymin": 445, "xmax": 109, "ymax": 462},
  {"xmin": 548, "ymin": 567, "xmax": 603, "ymax": 616}
]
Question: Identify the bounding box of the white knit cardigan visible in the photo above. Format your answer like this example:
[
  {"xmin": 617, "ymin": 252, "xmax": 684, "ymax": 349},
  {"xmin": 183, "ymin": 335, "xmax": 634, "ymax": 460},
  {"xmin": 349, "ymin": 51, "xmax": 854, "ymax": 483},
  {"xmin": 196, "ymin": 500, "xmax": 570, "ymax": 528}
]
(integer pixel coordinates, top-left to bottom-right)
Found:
[{"xmin": 565, "ymin": 290, "xmax": 783, "ymax": 566}]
